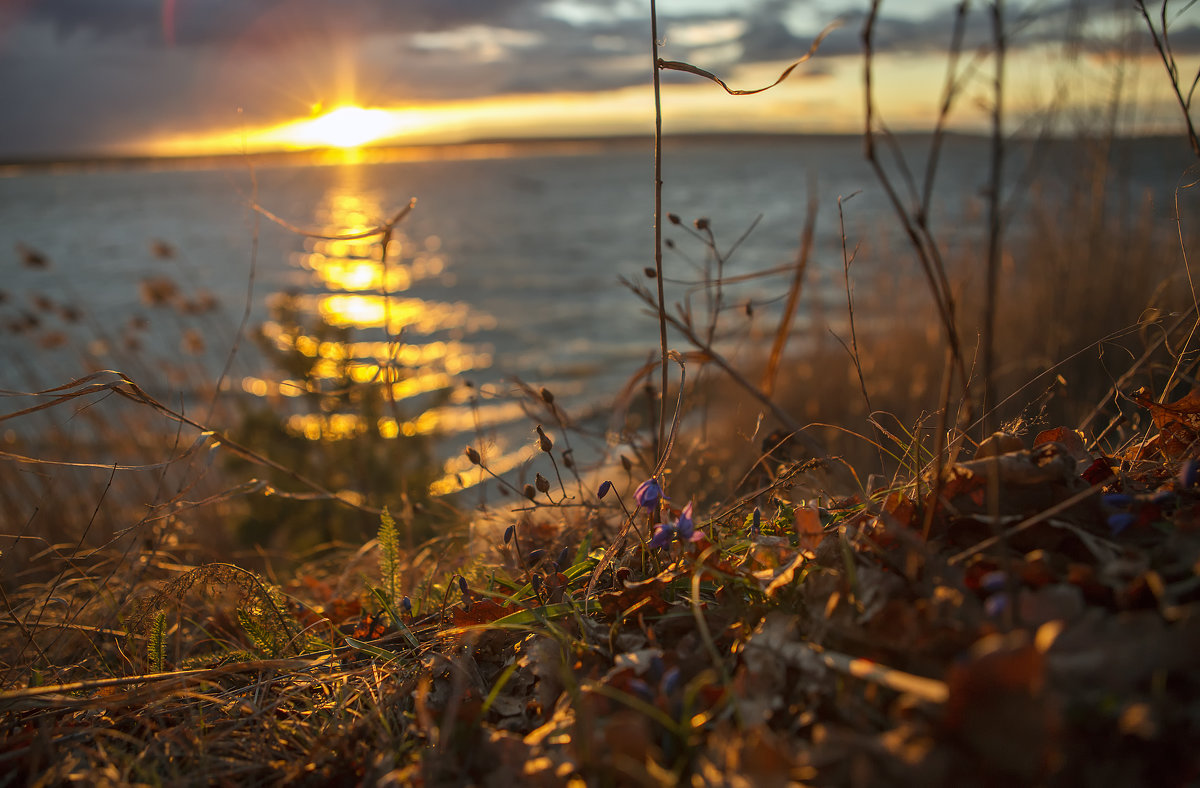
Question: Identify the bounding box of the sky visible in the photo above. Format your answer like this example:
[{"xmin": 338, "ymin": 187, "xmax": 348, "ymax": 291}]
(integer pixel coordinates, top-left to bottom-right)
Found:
[{"xmin": 0, "ymin": 0, "xmax": 1195, "ymax": 159}]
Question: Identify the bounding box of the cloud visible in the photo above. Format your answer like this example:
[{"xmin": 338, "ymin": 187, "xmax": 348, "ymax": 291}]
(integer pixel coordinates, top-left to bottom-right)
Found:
[
  {"xmin": 11, "ymin": 0, "xmax": 544, "ymax": 48},
  {"xmin": 0, "ymin": 0, "xmax": 1193, "ymax": 157}
]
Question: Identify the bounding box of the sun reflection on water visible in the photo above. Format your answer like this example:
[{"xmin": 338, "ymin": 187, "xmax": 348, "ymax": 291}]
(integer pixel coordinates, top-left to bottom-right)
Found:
[{"xmin": 245, "ymin": 170, "xmax": 523, "ymax": 496}]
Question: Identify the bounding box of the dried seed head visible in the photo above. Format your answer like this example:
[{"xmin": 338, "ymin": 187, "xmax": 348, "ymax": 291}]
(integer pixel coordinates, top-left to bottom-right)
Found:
[
  {"xmin": 540, "ymin": 387, "xmax": 555, "ymax": 404},
  {"xmin": 536, "ymin": 425, "xmax": 553, "ymax": 453},
  {"xmin": 694, "ymin": 217, "xmax": 710, "ymax": 231},
  {"xmin": 664, "ymin": 238, "xmax": 675, "ymax": 249},
  {"xmin": 562, "ymin": 450, "xmax": 574, "ymax": 469},
  {"xmin": 621, "ymin": 455, "xmax": 633, "ymax": 473},
  {"xmin": 667, "ymin": 212, "xmax": 681, "ymax": 225},
  {"xmin": 465, "ymin": 446, "xmax": 481, "ymax": 465},
  {"xmin": 535, "ymin": 473, "xmax": 550, "ymax": 494},
  {"xmin": 644, "ymin": 267, "xmax": 657, "ymax": 278},
  {"xmin": 523, "ymin": 484, "xmax": 536, "ymax": 501}
]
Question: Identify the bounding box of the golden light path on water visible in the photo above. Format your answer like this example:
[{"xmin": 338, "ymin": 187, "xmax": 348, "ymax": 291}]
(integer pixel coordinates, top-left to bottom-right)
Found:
[{"xmin": 238, "ymin": 168, "xmax": 536, "ymax": 496}]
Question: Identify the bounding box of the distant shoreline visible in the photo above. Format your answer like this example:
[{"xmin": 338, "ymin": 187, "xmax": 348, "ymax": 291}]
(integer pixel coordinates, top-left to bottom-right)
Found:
[{"xmin": 0, "ymin": 131, "xmax": 1184, "ymax": 177}]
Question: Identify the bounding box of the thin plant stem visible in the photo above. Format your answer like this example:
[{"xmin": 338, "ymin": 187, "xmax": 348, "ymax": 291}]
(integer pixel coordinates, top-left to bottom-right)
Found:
[
  {"xmin": 650, "ymin": 0, "xmax": 669, "ymax": 464},
  {"xmin": 982, "ymin": 0, "xmax": 1007, "ymax": 433}
]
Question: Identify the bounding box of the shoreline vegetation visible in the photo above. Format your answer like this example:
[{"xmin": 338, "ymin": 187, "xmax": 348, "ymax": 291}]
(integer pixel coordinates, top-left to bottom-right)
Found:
[{"xmin": 4, "ymin": 1, "xmax": 1200, "ymax": 785}]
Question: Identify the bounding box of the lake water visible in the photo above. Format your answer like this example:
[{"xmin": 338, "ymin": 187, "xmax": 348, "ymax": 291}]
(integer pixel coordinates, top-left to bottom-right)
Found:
[{"xmin": 0, "ymin": 135, "xmax": 1192, "ymax": 494}]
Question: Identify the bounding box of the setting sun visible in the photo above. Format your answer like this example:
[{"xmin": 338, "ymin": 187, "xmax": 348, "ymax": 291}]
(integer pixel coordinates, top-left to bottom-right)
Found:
[{"xmin": 283, "ymin": 105, "xmax": 407, "ymax": 149}]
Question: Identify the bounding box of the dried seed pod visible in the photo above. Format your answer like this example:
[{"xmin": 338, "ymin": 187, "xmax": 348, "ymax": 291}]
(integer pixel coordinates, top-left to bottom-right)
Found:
[
  {"xmin": 694, "ymin": 217, "xmax": 710, "ymax": 231},
  {"xmin": 644, "ymin": 267, "xmax": 657, "ymax": 278},
  {"xmin": 523, "ymin": 484, "xmax": 536, "ymax": 501},
  {"xmin": 667, "ymin": 213, "xmax": 681, "ymax": 225},
  {"xmin": 621, "ymin": 455, "xmax": 633, "ymax": 473},
  {"xmin": 535, "ymin": 473, "xmax": 550, "ymax": 494},
  {"xmin": 540, "ymin": 387, "xmax": 555, "ymax": 404},
  {"xmin": 465, "ymin": 446, "xmax": 481, "ymax": 465},
  {"xmin": 536, "ymin": 426, "xmax": 553, "ymax": 453}
]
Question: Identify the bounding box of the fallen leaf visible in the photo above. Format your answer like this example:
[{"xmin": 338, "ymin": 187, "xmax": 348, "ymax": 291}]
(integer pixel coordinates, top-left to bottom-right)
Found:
[{"xmin": 1131, "ymin": 386, "xmax": 1200, "ymax": 459}]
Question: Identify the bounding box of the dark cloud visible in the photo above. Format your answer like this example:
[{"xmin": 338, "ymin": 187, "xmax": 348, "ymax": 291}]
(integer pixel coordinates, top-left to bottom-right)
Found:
[{"xmin": 12, "ymin": 0, "xmax": 542, "ymax": 48}]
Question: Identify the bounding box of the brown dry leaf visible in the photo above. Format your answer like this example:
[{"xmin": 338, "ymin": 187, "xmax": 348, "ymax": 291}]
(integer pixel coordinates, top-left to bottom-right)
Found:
[
  {"xmin": 974, "ymin": 431, "xmax": 1024, "ymax": 460},
  {"xmin": 1032, "ymin": 426, "xmax": 1089, "ymax": 461},
  {"xmin": 1131, "ymin": 386, "xmax": 1200, "ymax": 459},
  {"xmin": 695, "ymin": 722, "xmax": 797, "ymax": 788},
  {"xmin": 881, "ymin": 491, "xmax": 918, "ymax": 529},
  {"xmin": 737, "ymin": 612, "xmax": 828, "ymax": 724},
  {"xmin": 795, "ymin": 505, "xmax": 825, "ymax": 552},
  {"xmin": 453, "ymin": 598, "xmax": 514, "ymax": 626},
  {"xmin": 598, "ymin": 573, "xmax": 673, "ymax": 618},
  {"xmin": 763, "ymin": 551, "xmax": 808, "ymax": 597},
  {"xmin": 943, "ymin": 632, "xmax": 1058, "ymax": 780}
]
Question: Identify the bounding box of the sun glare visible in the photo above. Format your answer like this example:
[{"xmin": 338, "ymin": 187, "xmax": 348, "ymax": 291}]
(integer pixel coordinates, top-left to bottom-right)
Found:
[{"xmin": 285, "ymin": 105, "xmax": 404, "ymax": 149}]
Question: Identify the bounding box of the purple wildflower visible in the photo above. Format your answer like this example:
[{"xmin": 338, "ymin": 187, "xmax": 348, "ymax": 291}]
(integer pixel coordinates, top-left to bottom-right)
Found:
[
  {"xmin": 647, "ymin": 502, "xmax": 703, "ymax": 548},
  {"xmin": 647, "ymin": 522, "xmax": 677, "ymax": 550},
  {"xmin": 598, "ymin": 480, "xmax": 613, "ymax": 499},
  {"xmin": 634, "ymin": 477, "xmax": 665, "ymax": 508},
  {"xmin": 676, "ymin": 501, "xmax": 703, "ymax": 542}
]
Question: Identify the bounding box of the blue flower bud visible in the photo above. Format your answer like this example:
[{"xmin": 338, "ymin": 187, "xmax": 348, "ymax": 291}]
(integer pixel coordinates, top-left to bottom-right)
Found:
[
  {"xmin": 628, "ymin": 678, "xmax": 655, "ymax": 703},
  {"xmin": 504, "ymin": 524, "xmax": 515, "ymax": 544},
  {"xmin": 1179, "ymin": 459, "xmax": 1199, "ymax": 489},
  {"xmin": 661, "ymin": 666, "xmax": 682, "ymax": 696},
  {"xmin": 1108, "ymin": 511, "xmax": 1138, "ymax": 535},
  {"xmin": 980, "ymin": 570, "xmax": 1008, "ymax": 593},
  {"xmin": 1102, "ymin": 493, "xmax": 1134, "ymax": 508},
  {"xmin": 598, "ymin": 480, "xmax": 613, "ymax": 499},
  {"xmin": 555, "ymin": 546, "xmax": 570, "ymax": 569},
  {"xmin": 401, "ymin": 596, "xmax": 413, "ymax": 615},
  {"xmin": 984, "ymin": 592, "xmax": 1009, "ymax": 618},
  {"xmin": 1150, "ymin": 490, "xmax": 1174, "ymax": 507},
  {"xmin": 527, "ymin": 548, "xmax": 546, "ymax": 565}
]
